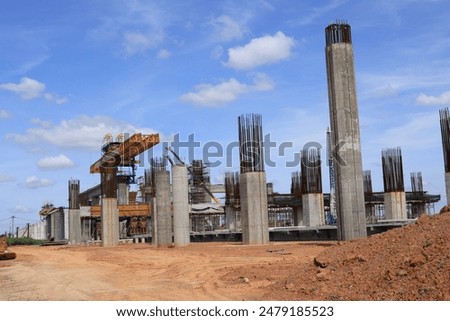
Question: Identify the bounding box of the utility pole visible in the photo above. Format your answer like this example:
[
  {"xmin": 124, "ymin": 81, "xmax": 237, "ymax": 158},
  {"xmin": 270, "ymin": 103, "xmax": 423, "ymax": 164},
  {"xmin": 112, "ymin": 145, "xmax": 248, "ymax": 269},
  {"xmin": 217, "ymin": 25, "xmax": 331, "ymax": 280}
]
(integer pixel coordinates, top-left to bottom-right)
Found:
[{"xmin": 11, "ymin": 216, "xmax": 15, "ymax": 238}]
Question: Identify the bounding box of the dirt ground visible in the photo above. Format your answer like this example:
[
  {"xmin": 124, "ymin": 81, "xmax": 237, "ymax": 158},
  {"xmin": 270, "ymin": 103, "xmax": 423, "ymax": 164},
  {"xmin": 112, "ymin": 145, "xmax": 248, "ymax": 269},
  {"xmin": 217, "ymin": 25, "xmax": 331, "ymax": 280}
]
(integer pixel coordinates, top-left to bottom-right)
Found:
[{"xmin": 1, "ymin": 212, "xmax": 449, "ymax": 301}]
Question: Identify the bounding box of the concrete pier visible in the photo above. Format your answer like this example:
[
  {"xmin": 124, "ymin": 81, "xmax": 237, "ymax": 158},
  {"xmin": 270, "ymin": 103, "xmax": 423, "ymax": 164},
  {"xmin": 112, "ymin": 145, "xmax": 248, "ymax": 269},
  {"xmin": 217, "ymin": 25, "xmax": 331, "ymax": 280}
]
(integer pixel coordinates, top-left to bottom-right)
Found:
[
  {"xmin": 68, "ymin": 179, "xmax": 82, "ymax": 245},
  {"xmin": 325, "ymin": 22, "xmax": 367, "ymax": 240},
  {"xmin": 445, "ymin": 172, "xmax": 450, "ymax": 205},
  {"xmin": 172, "ymin": 165, "xmax": 190, "ymax": 247},
  {"xmin": 302, "ymin": 193, "xmax": 325, "ymax": 227},
  {"xmin": 384, "ymin": 191, "xmax": 407, "ymax": 220},
  {"xmin": 240, "ymin": 172, "xmax": 269, "ymax": 244},
  {"xmin": 152, "ymin": 170, "xmax": 172, "ymax": 247},
  {"xmin": 101, "ymin": 198, "xmax": 119, "ymax": 246},
  {"xmin": 100, "ymin": 166, "xmax": 119, "ymax": 247},
  {"xmin": 381, "ymin": 148, "xmax": 406, "ymax": 220}
]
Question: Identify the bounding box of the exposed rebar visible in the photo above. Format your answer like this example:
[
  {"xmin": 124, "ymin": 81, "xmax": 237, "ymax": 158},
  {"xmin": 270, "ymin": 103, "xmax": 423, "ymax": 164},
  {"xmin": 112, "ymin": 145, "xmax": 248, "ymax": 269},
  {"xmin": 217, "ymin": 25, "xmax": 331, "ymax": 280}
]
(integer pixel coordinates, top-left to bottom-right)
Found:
[
  {"xmin": 382, "ymin": 147, "xmax": 404, "ymax": 192},
  {"xmin": 68, "ymin": 179, "xmax": 80, "ymax": 209},
  {"xmin": 325, "ymin": 21, "xmax": 352, "ymax": 46},
  {"xmin": 290, "ymin": 171, "xmax": 302, "ymax": 198},
  {"xmin": 410, "ymin": 172, "xmax": 423, "ymax": 194},
  {"xmin": 225, "ymin": 172, "xmax": 240, "ymax": 207},
  {"xmin": 238, "ymin": 114, "xmax": 264, "ymax": 173},
  {"xmin": 300, "ymin": 147, "xmax": 322, "ymax": 194},
  {"xmin": 363, "ymin": 170, "xmax": 373, "ymax": 195}
]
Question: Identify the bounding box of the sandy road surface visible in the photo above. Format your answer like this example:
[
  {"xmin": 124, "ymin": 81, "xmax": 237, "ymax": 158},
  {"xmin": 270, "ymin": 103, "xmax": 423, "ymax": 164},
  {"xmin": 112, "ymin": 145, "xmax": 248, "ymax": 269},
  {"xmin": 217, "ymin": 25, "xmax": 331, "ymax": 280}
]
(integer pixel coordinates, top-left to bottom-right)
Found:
[{"xmin": 0, "ymin": 242, "xmax": 330, "ymax": 301}]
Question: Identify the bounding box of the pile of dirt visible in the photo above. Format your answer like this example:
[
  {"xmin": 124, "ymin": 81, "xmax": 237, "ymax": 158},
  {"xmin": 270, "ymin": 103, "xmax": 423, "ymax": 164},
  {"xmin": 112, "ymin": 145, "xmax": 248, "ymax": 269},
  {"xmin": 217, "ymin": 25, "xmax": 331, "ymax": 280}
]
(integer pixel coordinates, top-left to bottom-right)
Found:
[
  {"xmin": 260, "ymin": 212, "xmax": 450, "ymax": 300},
  {"xmin": 0, "ymin": 237, "xmax": 16, "ymax": 261}
]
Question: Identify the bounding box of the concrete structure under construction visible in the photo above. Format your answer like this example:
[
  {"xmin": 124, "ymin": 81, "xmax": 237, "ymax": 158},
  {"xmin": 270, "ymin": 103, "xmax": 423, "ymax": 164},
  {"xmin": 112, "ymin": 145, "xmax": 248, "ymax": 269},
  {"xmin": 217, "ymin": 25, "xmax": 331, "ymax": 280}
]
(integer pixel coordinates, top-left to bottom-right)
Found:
[
  {"xmin": 68, "ymin": 179, "xmax": 82, "ymax": 245},
  {"xmin": 325, "ymin": 22, "xmax": 367, "ymax": 240},
  {"xmin": 151, "ymin": 162, "xmax": 172, "ymax": 247},
  {"xmin": 240, "ymin": 172, "xmax": 269, "ymax": 244},
  {"xmin": 101, "ymin": 198, "xmax": 119, "ymax": 246},
  {"xmin": 290, "ymin": 172, "xmax": 303, "ymax": 226},
  {"xmin": 439, "ymin": 108, "xmax": 450, "ymax": 204},
  {"xmin": 238, "ymin": 114, "xmax": 269, "ymax": 244},
  {"xmin": 301, "ymin": 148, "xmax": 325, "ymax": 227},
  {"xmin": 238, "ymin": 114, "xmax": 269, "ymax": 245},
  {"xmin": 172, "ymin": 165, "xmax": 190, "ymax": 247},
  {"xmin": 382, "ymin": 147, "xmax": 407, "ymax": 220}
]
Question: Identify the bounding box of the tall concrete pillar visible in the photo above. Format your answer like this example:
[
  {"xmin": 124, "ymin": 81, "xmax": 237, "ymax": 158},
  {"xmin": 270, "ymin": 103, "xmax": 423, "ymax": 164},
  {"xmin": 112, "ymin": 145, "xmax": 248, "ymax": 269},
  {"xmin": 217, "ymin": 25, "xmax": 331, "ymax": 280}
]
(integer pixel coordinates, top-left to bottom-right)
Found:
[
  {"xmin": 439, "ymin": 108, "xmax": 450, "ymax": 204},
  {"xmin": 68, "ymin": 179, "xmax": 82, "ymax": 245},
  {"xmin": 300, "ymin": 148, "xmax": 325, "ymax": 227},
  {"xmin": 325, "ymin": 22, "xmax": 367, "ymax": 240},
  {"xmin": 238, "ymin": 114, "xmax": 269, "ymax": 245},
  {"xmin": 152, "ymin": 170, "xmax": 172, "ymax": 247},
  {"xmin": 100, "ymin": 166, "xmax": 119, "ymax": 247},
  {"xmin": 445, "ymin": 171, "xmax": 450, "ymax": 205},
  {"xmin": 240, "ymin": 172, "xmax": 269, "ymax": 244},
  {"xmin": 101, "ymin": 198, "xmax": 119, "ymax": 246},
  {"xmin": 172, "ymin": 165, "xmax": 190, "ymax": 247},
  {"xmin": 382, "ymin": 148, "xmax": 407, "ymax": 220}
]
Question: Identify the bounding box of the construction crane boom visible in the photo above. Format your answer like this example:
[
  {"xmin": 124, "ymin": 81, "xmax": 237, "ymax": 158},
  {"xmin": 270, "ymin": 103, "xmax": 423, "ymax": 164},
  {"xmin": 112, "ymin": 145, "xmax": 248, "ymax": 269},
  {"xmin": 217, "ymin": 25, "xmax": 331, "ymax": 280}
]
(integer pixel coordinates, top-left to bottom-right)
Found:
[{"xmin": 90, "ymin": 133, "xmax": 160, "ymax": 174}]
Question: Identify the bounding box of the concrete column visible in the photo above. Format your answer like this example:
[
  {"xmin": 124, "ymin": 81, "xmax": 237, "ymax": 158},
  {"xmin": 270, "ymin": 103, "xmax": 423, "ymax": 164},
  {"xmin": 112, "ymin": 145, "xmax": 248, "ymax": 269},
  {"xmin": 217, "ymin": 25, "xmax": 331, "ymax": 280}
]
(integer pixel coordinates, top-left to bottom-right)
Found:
[
  {"xmin": 240, "ymin": 172, "xmax": 269, "ymax": 245},
  {"xmin": 302, "ymin": 193, "xmax": 325, "ymax": 227},
  {"xmin": 117, "ymin": 182, "xmax": 129, "ymax": 205},
  {"xmin": 68, "ymin": 179, "xmax": 82, "ymax": 245},
  {"xmin": 152, "ymin": 170, "xmax": 172, "ymax": 247},
  {"xmin": 445, "ymin": 172, "xmax": 450, "ymax": 205},
  {"xmin": 68, "ymin": 209, "xmax": 81, "ymax": 244},
  {"xmin": 325, "ymin": 23, "xmax": 367, "ymax": 240},
  {"xmin": 225, "ymin": 206, "xmax": 237, "ymax": 231},
  {"xmin": 172, "ymin": 165, "xmax": 190, "ymax": 247},
  {"xmin": 384, "ymin": 192, "xmax": 407, "ymax": 220},
  {"xmin": 101, "ymin": 198, "xmax": 119, "ymax": 246}
]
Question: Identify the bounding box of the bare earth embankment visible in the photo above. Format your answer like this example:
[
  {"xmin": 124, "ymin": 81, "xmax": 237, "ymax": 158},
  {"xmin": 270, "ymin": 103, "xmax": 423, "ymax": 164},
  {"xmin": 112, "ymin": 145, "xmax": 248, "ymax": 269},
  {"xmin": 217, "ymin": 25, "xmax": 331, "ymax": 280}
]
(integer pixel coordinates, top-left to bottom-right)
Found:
[{"xmin": 1, "ymin": 213, "xmax": 449, "ymax": 301}]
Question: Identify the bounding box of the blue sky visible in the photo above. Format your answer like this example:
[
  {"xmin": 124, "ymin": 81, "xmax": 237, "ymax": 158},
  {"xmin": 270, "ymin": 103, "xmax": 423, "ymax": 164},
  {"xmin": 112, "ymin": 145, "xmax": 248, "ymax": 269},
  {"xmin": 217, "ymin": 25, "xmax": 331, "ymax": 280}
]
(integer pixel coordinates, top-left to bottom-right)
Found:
[{"xmin": 1, "ymin": 0, "xmax": 449, "ymax": 231}]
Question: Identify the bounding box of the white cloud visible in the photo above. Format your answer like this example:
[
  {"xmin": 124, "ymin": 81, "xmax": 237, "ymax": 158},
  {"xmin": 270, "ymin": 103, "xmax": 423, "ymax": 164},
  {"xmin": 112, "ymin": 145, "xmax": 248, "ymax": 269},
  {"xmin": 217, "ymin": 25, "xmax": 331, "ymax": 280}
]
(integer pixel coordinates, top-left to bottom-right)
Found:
[
  {"xmin": 10, "ymin": 205, "xmax": 32, "ymax": 214},
  {"xmin": 416, "ymin": 91, "xmax": 450, "ymax": 105},
  {"xmin": 24, "ymin": 176, "xmax": 55, "ymax": 189},
  {"xmin": 0, "ymin": 77, "xmax": 68, "ymax": 104},
  {"xmin": 37, "ymin": 154, "xmax": 76, "ymax": 170},
  {"xmin": 225, "ymin": 31, "xmax": 295, "ymax": 70},
  {"xmin": 0, "ymin": 109, "xmax": 11, "ymax": 119},
  {"xmin": 180, "ymin": 73, "xmax": 274, "ymax": 107},
  {"xmin": 157, "ymin": 49, "xmax": 171, "ymax": 59},
  {"xmin": 0, "ymin": 173, "xmax": 15, "ymax": 183},
  {"xmin": 44, "ymin": 93, "xmax": 68, "ymax": 105},
  {"xmin": 0, "ymin": 77, "xmax": 45, "ymax": 100},
  {"xmin": 123, "ymin": 31, "xmax": 164, "ymax": 55},
  {"xmin": 8, "ymin": 115, "xmax": 161, "ymax": 150},
  {"xmin": 210, "ymin": 15, "xmax": 248, "ymax": 42}
]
